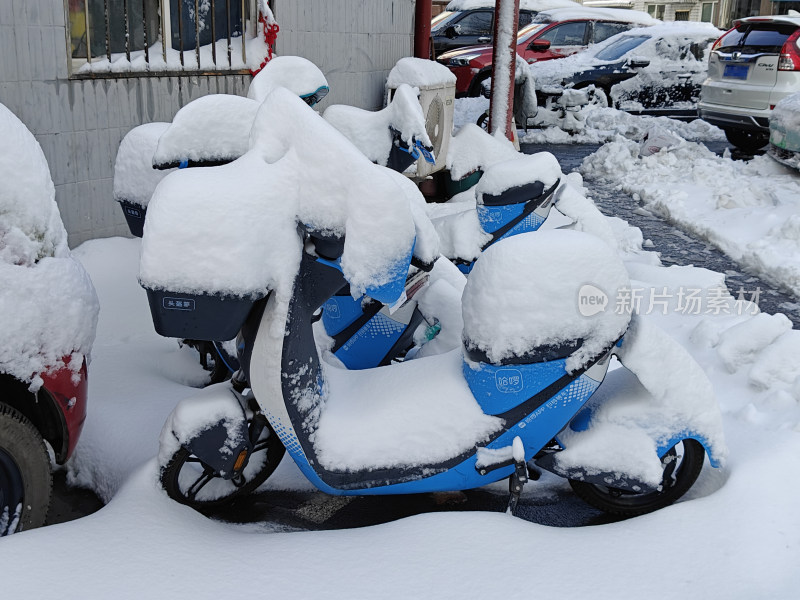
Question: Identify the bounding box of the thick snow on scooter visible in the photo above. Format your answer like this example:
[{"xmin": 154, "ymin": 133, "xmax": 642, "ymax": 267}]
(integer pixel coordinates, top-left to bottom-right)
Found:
[{"xmin": 140, "ymin": 87, "xmax": 725, "ymax": 518}]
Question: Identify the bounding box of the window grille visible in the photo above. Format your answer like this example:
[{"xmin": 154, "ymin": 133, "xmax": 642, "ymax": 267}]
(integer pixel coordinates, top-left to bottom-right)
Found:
[{"xmin": 67, "ymin": 0, "xmax": 274, "ymax": 77}]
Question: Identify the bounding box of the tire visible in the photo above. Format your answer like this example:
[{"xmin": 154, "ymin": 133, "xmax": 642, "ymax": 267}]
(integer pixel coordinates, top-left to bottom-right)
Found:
[
  {"xmin": 467, "ymin": 71, "xmax": 492, "ymax": 98},
  {"xmin": 568, "ymin": 438, "xmax": 705, "ymax": 517},
  {"xmin": 160, "ymin": 416, "xmax": 285, "ymax": 509},
  {"xmin": 0, "ymin": 403, "xmax": 52, "ymax": 535},
  {"xmin": 724, "ymin": 128, "xmax": 769, "ymax": 153},
  {"xmin": 476, "ymin": 111, "xmax": 489, "ymax": 131}
]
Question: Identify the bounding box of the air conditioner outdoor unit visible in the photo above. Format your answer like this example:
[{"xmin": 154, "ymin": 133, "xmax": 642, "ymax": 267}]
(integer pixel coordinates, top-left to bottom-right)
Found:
[{"xmin": 387, "ymin": 74, "xmax": 455, "ymax": 178}]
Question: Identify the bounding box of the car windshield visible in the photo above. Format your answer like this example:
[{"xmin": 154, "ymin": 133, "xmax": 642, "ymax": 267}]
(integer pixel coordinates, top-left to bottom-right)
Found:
[
  {"xmin": 594, "ymin": 35, "xmax": 649, "ymax": 61},
  {"xmin": 518, "ymin": 23, "xmax": 547, "ymax": 44},
  {"xmin": 738, "ymin": 24, "xmax": 796, "ymax": 54},
  {"xmin": 432, "ymin": 11, "xmax": 459, "ymax": 34}
]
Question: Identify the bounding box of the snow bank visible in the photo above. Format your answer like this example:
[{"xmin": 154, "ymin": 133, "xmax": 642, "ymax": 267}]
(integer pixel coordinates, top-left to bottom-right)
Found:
[
  {"xmin": 580, "ymin": 137, "xmax": 800, "ymax": 296},
  {"xmin": 0, "ymin": 103, "xmax": 98, "ymax": 387},
  {"xmin": 152, "ymin": 95, "xmax": 260, "ymax": 168},
  {"xmin": 247, "ymin": 56, "xmax": 329, "ymax": 103},
  {"xmin": 114, "ymin": 123, "xmax": 174, "ymax": 208},
  {"xmin": 323, "ymin": 84, "xmax": 431, "ymax": 166},
  {"xmin": 141, "ymin": 88, "xmax": 418, "ymax": 301},
  {"xmin": 387, "ymin": 57, "xmax": 456, "ymax": 89},
  {"xmin": 462, "ymin": 230, "xmax": 631, "ymax": 371}
]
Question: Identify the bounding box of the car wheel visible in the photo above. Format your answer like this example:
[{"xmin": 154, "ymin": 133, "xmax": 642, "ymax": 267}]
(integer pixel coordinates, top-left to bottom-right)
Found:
[
  {"xmin": 724, "ymin": 128, "xmax": 769, "ymax": 153},
  {"xmin": 468, "ymin": 71, "xmax": 492, "ymax": 98},
  {"xmin": 0, "ymin": 403, "xmax": 52, "ymax": 535}
]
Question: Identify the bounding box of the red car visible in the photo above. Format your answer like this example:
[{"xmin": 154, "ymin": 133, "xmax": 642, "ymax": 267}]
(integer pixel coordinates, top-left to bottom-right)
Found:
[
  {"xmin": 0, "ymin": 103, "xmax": 98, "ymax": 536},
  {"xmin": 437, "ymin": 7, "xmax": 657, "ymax": 96}
]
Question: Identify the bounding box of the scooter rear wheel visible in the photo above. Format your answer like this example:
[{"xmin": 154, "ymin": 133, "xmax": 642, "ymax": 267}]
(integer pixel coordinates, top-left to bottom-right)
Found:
[
  {"xmin": 160, "ymin": 420, "xmax": 285, "ymax": 509},
  {"xmin": 568, "ymin": 439, "xmax": 705, "ymax": 517}
]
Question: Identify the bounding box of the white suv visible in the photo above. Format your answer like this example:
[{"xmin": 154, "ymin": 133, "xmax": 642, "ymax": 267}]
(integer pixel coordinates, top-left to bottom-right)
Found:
[{"xmin": 699, "ymin": 15, "xmax": 800, "ymax": 152}]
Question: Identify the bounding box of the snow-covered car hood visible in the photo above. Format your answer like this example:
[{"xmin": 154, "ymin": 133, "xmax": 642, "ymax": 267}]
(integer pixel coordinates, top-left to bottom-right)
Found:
[{"xmin": 530, "ymin": 21, "xmax": 722, "ymax": 87}]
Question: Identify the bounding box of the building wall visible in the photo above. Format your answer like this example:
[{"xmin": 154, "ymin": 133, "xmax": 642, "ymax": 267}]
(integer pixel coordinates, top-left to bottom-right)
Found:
[
  {"xmin": 271, "ymin": 0, "xmax": 415, "ymax": 111},
  {"xmin": 0, "ymin": 0, "xmax": 416, "ymax": 247}
]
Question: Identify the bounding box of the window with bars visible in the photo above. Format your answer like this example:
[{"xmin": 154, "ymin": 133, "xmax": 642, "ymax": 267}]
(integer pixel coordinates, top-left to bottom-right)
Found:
[{"xmin": 66, "ymin": 0, "xmax": 275, "ymax": 76}]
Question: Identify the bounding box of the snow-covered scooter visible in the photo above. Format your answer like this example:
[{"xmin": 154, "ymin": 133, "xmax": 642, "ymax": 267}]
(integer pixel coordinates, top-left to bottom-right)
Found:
[{"xmin": 143, "ymin": 90, "xmax": 724, "ymax": 517}]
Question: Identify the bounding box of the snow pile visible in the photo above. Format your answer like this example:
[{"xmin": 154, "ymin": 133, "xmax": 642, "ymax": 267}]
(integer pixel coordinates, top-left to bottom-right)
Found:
[
  {"xmin": 152, "ymin": 95, "xmax": 261, "ymax": 168},
  {"xmin": 386, "ymin": 57, "xmax": 456, "ymax": 89},
  {"xmin": 114, "ymin": 123, "xmax": 174, "ymax": 208},
  {"xmin": 248, "ymin": 55, "xmax": 329, "ymax": 103},
  {"xmin": 446, "ymin": 0, "xmax": 580, "ymax": 11},
  {"xmin": 0, "ymin": 103, "xmax": 98, "ymax": 387},
  {"xmin": 580, "ymin": 137, "xmax": 800, "ymax": 295},
  {"xmin": 140, "ymin": 88, "xmax": 421, "ymax": 301},
  {"xmin": 462, "ymin": 230, "xmax": 631, "ymax": 371},
  {"xmin": 323, "ymin": 84, "xmax": 431, "ymax": 166}
]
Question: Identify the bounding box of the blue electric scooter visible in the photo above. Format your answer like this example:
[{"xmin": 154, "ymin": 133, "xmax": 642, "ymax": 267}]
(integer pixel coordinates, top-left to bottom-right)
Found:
[{"xmin": 157, "ymin": 226, "xmax": 719, "ymax": 518}]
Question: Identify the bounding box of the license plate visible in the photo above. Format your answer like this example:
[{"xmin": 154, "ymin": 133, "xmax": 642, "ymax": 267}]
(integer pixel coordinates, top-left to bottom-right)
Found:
[{"xmin": 723, "ymin": 64, "xmax": 748, "ymax": 80}]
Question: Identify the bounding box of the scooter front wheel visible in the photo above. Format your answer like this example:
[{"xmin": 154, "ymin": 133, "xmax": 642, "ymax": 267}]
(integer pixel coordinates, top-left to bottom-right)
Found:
[
  {"xmin": 160, "ymin": 420, "xmax": 285, "ymax": 509},
  {"xmin": 568, "ymin": 439, "xmax": 705, "ymax": 517}
]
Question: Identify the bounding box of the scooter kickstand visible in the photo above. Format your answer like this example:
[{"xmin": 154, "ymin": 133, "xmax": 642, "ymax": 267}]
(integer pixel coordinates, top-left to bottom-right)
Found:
[{"xmin": 506, "ymin": 458, "xmax": 529, "ymax": 516}]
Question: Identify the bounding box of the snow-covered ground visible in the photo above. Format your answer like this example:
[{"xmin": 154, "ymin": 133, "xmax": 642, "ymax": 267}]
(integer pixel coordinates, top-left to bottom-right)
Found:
[
  {"xmin": 581, "ymin": 136, "xmax": 800, "ymax": 298},
  {"xmin": 3, "ymin": 200, "xmax": 800, "ymax": 598}
]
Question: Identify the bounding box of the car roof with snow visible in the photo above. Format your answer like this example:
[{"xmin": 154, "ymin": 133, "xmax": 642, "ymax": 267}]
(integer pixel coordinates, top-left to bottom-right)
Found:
[
  {"xmin": 532, "ymin": 7, "xmax": 659, "ymax": 25},
  {"xmin": 446, "ymin": 0, "xmax": 581, "ymax": 11}
]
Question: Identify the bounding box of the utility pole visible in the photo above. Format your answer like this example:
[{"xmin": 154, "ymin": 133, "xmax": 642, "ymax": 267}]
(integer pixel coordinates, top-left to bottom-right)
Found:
[
  {"xmin": 415, "ymin": 0, "xmax": 432, "ymax": 59},
  {"xmin": 488, "ymin": 0, "xmax": 520, "ymax": 142}
]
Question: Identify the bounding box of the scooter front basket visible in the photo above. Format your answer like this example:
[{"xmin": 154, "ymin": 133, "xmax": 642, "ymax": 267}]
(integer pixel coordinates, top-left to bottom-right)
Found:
[
  {"xmin": 117, "ymin": 200, "xmax": 147, "ymax": 238},
  {"xmin": 145, "ymin": 287, "xmax": 266, "ymax": 340}
]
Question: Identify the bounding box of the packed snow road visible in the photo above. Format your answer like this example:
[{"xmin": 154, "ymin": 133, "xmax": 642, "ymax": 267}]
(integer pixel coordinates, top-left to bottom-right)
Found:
[{"xmin": 521, "ymin": 141, "xmax": 800, "ymax": 328}]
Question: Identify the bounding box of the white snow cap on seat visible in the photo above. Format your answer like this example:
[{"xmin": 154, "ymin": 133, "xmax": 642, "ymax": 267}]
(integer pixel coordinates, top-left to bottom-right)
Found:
[
  {"xmin": 462, "ymin": 230, "xmax": 631, "ymax": 371},
  {"xmin": 152, "ymin": 95, "xmax": 260, "ymax": 168},
  {"xmin": 476, "ymin": 152, "xmax": 561, "ymax": 199},
  {"xmin": 247, "ymin": 56, "xmax": 328, "ymax": 103},
  {"xmin": 114, "ymin": 122, "xmax": 174, "ymax": 208}
]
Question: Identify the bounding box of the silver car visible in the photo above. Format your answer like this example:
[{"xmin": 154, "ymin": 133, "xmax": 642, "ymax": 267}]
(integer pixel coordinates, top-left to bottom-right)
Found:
[{"xmin": 698, "ymin": 15, "xmax": 800, "ymax": 152}]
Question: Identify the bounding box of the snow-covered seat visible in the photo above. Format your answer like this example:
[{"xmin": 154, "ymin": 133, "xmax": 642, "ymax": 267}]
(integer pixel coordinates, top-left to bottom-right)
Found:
[
  {"xmin": 475, "ymin": 153, "xmax": 562, "ymax": 243},
  {"xmin": 113, "ymin": 122, "xmax": 174, "ymax": 237},
  {"xmin": 461, "ymin": 230, "xmax": 631, "ymax": 371}
]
